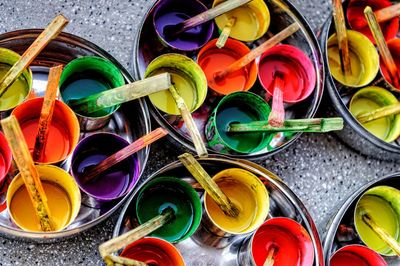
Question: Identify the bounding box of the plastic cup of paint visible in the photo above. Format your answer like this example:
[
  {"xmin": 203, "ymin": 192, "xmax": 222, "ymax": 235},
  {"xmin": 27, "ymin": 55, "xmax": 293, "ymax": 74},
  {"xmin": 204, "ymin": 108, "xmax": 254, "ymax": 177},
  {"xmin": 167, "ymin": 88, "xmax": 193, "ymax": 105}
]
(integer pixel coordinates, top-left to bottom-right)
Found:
[
  {"xmin": 347, "ymin": 0, "xmax": 398, "ymax": 45},
  {"xmin": 0, "ymin": 48, "xmax": 33, "ymax": 112},
  {"xmin": 135, "ymin": 176, "xmax": 202, "ymax": 243},
  {"xmin": 238, "ymin": 217, "xmax": 314, "ymax": 266},
  {"xmin": 212, "ymin": 0, "xmax": 270, "ymax": 42},
  {"xmin": 327, "ymin": 30, "xmax": 379, "ymax": 88},
  {"xmin": 59, "ymin": 56, "xmax": 125, "ymax": 131},
  {"xmin": 0, "ymin": 132, "xmax": 12, "ymax": 187},
  {"xmin": 70, "ymin": 133, "xmax": 139, "ymax": 202},
  {"xmin": 11, "ymin": 97, "xmax": 80, "ymax": 165},
  {"xmin": 354, "ymin": 185, "xmax": 400, "ymax": 256},
  {"xmin": 379, "ymin": 39, "xmax": 400, "ymax": 91},
  {"xmin": 349, "ymin": 86, "xmax": 400, "ymax": 143},
  {"xmin": 152, "ymin": 0, "xmax": 214, "ymax": 51},
  {"xmin": 194, "ymin": 168, "xmax": 269, "ymax": 248},
  {"xmin": 258, "ymin": 44, "xmax": 316, "ymax": 103},
  {"xmin": 205, "ymin": 91, "xmax": 273, "ymax": 154},
  {"xmin": 144, "ymin": 53, "xmax": 207, "ymax": 115},
  {"xmin": 120, "ymin": 237, "xmax": 185, "ymax": 266},
  {"xmin": 6, "ymin": 165, "xmax": 81, "ymax": 232},
  {"xmin": 330, "ymin": 245, "xmax": 387, "ymax": 266},
  {"xmin": 197, "ymin": 38, "xmax": 258, "ymax": 95}
]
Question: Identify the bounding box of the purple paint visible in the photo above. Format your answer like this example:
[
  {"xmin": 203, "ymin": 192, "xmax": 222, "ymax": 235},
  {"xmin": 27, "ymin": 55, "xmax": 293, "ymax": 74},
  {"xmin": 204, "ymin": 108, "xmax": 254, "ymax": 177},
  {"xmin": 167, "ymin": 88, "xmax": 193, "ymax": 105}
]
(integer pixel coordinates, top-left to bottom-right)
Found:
[
  {"xmin": 153, "ymin": 0, "xmax": 214, "ymax": 51},
  {"xmin": 71, "ymin": 133, "xmax": 139, "ymax": 202}
]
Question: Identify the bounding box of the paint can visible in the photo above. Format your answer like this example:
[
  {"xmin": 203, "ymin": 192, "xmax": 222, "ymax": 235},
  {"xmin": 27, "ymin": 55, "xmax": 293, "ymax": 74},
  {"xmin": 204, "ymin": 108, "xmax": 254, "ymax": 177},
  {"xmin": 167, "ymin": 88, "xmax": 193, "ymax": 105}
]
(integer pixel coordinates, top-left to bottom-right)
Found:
[{"xmin": 330, "ymin": 245, "xmax": 387, "ymax": 266}]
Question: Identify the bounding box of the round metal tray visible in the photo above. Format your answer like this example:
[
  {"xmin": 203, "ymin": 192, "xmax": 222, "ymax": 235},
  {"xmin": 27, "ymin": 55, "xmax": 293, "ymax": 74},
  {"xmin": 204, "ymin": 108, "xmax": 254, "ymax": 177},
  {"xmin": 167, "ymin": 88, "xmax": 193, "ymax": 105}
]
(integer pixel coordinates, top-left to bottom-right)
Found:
[
  {"xmin": 113, "ymin": 155, "xmax": 324, "ymax": 266},
  {"xmin": 0, "ymin": 29, "xmax": 151, "ymax": 241},
  {"xmin": 323, "ymin": 173, "xmax": 400, "ymax": 266},
  {"xmin": 131, "ymin": 0, "xmax": 325, "ymax": 161},
  {"xmin": 320, "ymin": 0, "xmax": 400, "ymax": 161}
]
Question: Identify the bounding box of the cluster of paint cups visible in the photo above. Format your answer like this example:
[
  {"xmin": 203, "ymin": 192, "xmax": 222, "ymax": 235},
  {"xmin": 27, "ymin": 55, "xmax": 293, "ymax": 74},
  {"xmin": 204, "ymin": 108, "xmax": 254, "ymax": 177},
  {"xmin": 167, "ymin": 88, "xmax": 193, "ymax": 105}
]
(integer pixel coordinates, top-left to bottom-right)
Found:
[
  {"xmin": 143, "ymin": 0, "xmax": 317, "ymax": 154},
  {"xmin": 117, "ymin": 167, "xmax": 315, "ymax": 265},
  {"xmin": 327, "ymin": 0, "xmax": 400, "ymax": 143}
]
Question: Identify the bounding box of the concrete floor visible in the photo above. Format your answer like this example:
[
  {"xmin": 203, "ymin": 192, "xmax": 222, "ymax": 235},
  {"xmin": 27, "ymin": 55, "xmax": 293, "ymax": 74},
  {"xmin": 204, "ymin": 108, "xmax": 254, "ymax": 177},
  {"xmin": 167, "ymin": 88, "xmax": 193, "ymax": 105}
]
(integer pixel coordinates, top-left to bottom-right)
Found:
[{"xmin": 0, "ymin": 0, "xmax": 398, "ymax": 265}]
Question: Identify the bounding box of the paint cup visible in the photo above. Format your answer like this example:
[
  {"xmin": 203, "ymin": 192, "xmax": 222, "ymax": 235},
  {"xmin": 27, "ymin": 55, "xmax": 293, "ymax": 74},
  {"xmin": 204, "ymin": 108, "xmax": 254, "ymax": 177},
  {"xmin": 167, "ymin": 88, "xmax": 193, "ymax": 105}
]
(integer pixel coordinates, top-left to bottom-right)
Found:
[
  {"xmin": 347, "ymin": 0, "xmax": 398, "ymax": 45},
  {"xmin": 59, "ymin": 56, "xmax": 125, "ymax": 131},
  {"xmin": 6, "ymin": 165, "xmax": 81, "ymax": 232},
  {"xmin": 144, "ymin": 53, "xmax": 207, "ymax": 115},
  {"xmin": 0, "ymin": 48, "xmax": 33, "ymax": 112},
  {"xmin": 193, "ymin": 168, "xmax": 269, "ymax": 248},
  {"xmin": 11, "ymin": 97, "xmax": 80, "ymax": 165},
  {"xmin": 71, "ymin": 133, "xmax": 139, "ymax": 202},
  {"xmin": 152, "ymin": 0, "xmax": 214, "ymax": 51},
  {"xmin": 258, "ymin": 44, "xmax": 316, "ymax": 103},
  {"xmin": 354, "ymin": 185, "xmax": 400, "ymax": 256},
  {"xmin": 0, "ymin": 131, "xmax": 12, "ymax": 187},
  {"xmin": 205, "ymin": 91, "xmax": 273, "ymax": 154},
  {"xmin": 120, "ymin": 237, "xmax": 185, "ymax": 266},
  {"xmin": 327, "ymin": 30, "xmax": 379, "ymax": 87},
  {"xmin": 349, "ymin": 86, "xmax": 400, "ymax": 143},
  {"xmin": 212, "ymin": 0, "xmax": 269, "ymax": 42},
  {"xmin": 135, "ymin": 176, "xmax": 202, "ymax": 243},
  {"xmin": 379, "ymin": 39, "xmax": 400, "ymax": 91},
  {"xmin": 197, "ymin": 38, "xmax": 258, "ymax": 95},
  {"xmin": 330, "ymin": 245, "xmax": 387, "ymax": 266},
  {"xmin": 238, "ymin": 217, "xmax": 314, "ymax": 266}
]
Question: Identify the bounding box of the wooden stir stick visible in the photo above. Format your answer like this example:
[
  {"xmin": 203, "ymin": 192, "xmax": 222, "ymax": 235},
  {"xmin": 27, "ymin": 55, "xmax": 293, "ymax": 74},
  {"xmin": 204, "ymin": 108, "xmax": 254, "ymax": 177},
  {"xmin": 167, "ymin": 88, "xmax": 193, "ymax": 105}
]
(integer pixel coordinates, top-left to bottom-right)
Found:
[
  {"xmin": 356, "ymin": 102, "xmax": 400, "ymax": 124},
  {"xmin": 1, "ymin": 116, "xmax": 54, "ymax": 231},
  {"xmin": 268, "ymin": 72, "xmax": 285, "ymax": 127},
  {"xmin": 0, "ymin": 15, "xmax": 68, "ymax": 98},
  {"xmin": 263, "ymin": 245, "xmax": 279, "ymax": 266},
  {"xmin": 216, "ymin": 17, "xmax": 237, "ymax": 49},
  {"xmin": 32, "ymin": 65, "xmax": 63, "ymax": 162},
  {"xmin": 356, "ymin": 3, "xmax": 400, "ymax": 28},
  {"xmin": 365, "ymin": 6, "xmax": 400, "ymax": 88},
  {"xmin": 178, "ymin": 153, "xmax": 239, "ymax": 217}
]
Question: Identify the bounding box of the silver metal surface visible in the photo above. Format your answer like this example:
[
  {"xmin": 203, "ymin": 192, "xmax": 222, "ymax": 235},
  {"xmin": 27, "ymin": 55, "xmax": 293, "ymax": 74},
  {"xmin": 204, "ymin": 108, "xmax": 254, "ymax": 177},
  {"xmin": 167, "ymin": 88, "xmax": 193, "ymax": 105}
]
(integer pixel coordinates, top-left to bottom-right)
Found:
[{"xmin": 0, "ymin": 30, "xmax": 151, "ymax": 241}]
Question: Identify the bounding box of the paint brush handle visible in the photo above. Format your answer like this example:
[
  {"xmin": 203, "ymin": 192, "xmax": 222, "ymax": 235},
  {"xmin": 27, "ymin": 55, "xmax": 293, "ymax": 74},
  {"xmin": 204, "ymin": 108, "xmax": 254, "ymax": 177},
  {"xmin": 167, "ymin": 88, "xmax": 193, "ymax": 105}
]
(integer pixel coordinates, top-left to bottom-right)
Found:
[
  {"xmin": 0, "ymin": 15, "xmax": 68, "ymax": 98},
  {"xmin": 216, "ymin": 17, "xmax": 236, "ymax": 49},
  {"xmin": 104, "ymin": 255, "xmax": 148, "ymax": 266},
  {"xmin": 68, "ymin": 73, "xmax": 171, "ymax": 114},
  {"xmin": 169, "ymin": 85, "xmax": 208, "ymax": 157},
  {"xmin": 215, "ymin": 23, "xmax": 300, "ymax": 80},
  {"xmin": 263, "ymin": 245, "xmax": 278, "ymax": 266},
  {"xmin": 1, "ymin": 116, "xmax": 54, "ymax": 231},
  {"xmin": 81, "ymin": 128, "xmax": 168, "ymax": 184},
  {"xmin": 32, "ymin": 65, "xmax": 63, "ymax": 162},
  {"xmin": 365, "ymin": 6, "xmax": 400, "ymax": 88},
  {"xmin": 332, "ymin": 0, "xmax": 352, "ymax": 76},
  {"xmin": 99, "ymin": 208, "xmax": 175, "ymax": 259},
  {"xmin": 178, "ymin": 153, "xmax": 239, "ymax": 217},
  {"xmin": 356, "ymin": 102, "xmax": 400, "ymax": 124},
  {"xmin": 227, "ymin": 118, "xmax": 344, "ymax": 133},
  {"xmin": 357, "ymin": 3, "xmax": 400, "ymax": 28},
  {"xmin": 362, "ymin": 213, "xmax": 400, "ymax": 256},
  {"xmin": 268, "ymin": 72, "xmax": 285, "ymax": 127}
]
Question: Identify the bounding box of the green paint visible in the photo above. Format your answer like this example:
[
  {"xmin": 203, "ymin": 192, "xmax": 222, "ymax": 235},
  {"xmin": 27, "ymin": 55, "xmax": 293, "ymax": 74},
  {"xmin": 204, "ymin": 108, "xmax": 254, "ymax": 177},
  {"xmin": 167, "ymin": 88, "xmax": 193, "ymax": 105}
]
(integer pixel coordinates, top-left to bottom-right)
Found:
[
  {"xmin": 0, "ymin": 63, "xmax": 29, "ymax": 111},
  {"xmin": 135, "ymin": 177, "xmax": 201, "ymax": 243}
]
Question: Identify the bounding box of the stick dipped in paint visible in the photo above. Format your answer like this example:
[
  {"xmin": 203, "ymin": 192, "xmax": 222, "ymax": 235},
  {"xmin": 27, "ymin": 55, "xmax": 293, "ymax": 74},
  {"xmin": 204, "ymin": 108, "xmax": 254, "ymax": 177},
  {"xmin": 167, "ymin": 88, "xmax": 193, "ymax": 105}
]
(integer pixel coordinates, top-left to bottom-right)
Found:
[
  {"xmin": 32, "ymin": 65, "xmax": 63, "ymax": 162},
  {"xmin": 216, "ymin": 17, "xmax": 237, "ymax": 49},
  {"xmin": 213, "ymin": 22, "xmax": 300, "ymax": 82},
  {"xmin": 356, "ymin": 102, "xmax": 400, "ymax": 124},
  {"xmin": 263, "ymin": 245, "xmax": 278, "ymax": 266},
  {"xmin": 99, "ymin": 208, "xmax": 175, "ymax": 266},
  {"xmin": 178, "ymin": 153, "xmax": 239, "ymax": 217},
  {"xmin": 0, "ymin": 15, "xmax": 68, "ymax": 98},
  {"xmin": 81, "ymin": 127, "xmax": 168, "ymax": 184},
  {"xmin": 1, "ymin": 115, "xmax": 54, "ymax": 231},
  {"xmin": 268, "ymin": 71, "xmax": 285, "ymax": 127},
  {"xmin": 364, "ymin": 6, "xmax": 400, "ymax": 88},
  {"xmin": 68, "ymin": 73, "xmax": 172, "ymax": 115},
  {"xmin": 355, "ymin": 3, "xmax": 400, "ymax": 28}
]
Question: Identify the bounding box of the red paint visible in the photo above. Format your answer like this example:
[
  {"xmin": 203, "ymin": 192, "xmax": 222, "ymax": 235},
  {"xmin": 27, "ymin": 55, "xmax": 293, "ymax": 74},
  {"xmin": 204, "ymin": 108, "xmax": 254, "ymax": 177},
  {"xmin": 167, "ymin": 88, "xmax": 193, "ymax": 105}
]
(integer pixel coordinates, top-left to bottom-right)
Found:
[
  {"xmin": 330, "ymin": 245, "xmax": 387, "ymax": 266},
  {"xmin": 251, "ymin": 217, "xmax": 314, "ymax": 266},
  {"xmin": 0, "ymin": 131, "xmax": 12, "ymax": 186},
  {"xmin": 120, "ymin": 237, "xmax": 184, "ymax": 266},
  {"xmin": 380, "ymin": 39, "xmax": 400, "ymax": 90},
  {"xmin": 347, "ymin": 0, "xmax": 398, "ymax": 44},
  {"xmin": 258, "ymin": 45, "xmax": 316, "ymax": 103}
]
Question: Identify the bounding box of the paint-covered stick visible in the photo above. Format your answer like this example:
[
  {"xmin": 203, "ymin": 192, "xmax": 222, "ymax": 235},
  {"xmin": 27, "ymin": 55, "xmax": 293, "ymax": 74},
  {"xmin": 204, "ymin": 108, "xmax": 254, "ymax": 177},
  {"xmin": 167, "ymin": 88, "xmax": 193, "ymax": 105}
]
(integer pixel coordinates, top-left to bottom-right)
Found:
[
  {"xmin": 268, "ymin": 72, "xmax": 285, "ymax": 127},
  {"xmin": 332, "ymin": 0, "xmax": 352, "ymax": 76},
  {"xmin": 1, "ymin": 116, "xmax": 54, "ymax": 231},
  {"xmin": 263, "ymin": 245, "xmax": 278, "ymax": 266},
  {"xmin": 356, "ymin": 3, "xmax": 400, "ymax": 28},
  {"xmin": 81, "ymin": 128, "xmax": 168, "ymax": 184},
  {"xmin": 0, "ymin": 15, "xmax": 68, "ymax": 98},
  {"xmin": 214, "ymin": 23, "xmax": 300, "ymax": 81},
  {"xmin": 68, "ymin": 73, "xmax": 171, "ymax": 114},
  {"xmin": 99, "ymin": 208, "xmax": 175, "ymax": 261},
  {"xmin": 364, "ymin": 6, "xmax": 400, "ymax": 88},
  {"xmin": 178, "ymin": 153, "xmax": 239, "ymax": 217},
  {"xmin": 227, "ymin": 118, "xmax": 344, "ymax": 133},
  {"xmin": 164, "ymin": 0, "xmax": 251, "ymax": 38},
  {"xmin": 105, "ymin": 255, "xmax": 148, "ymax": 266},
  {"xmin": 169, "ymin": 85, "xmax": 208, "ymax": 157},
  {"xmin": 32, "ymin": 65, "xmax": 63, "ymax": 162},
  {"xmin": 356, "ymin": 102, "xmax": 400, "ymax": 124},
  {"xmin": 216, "ymin": 17, "xmax": 236, "ymax": 49}
]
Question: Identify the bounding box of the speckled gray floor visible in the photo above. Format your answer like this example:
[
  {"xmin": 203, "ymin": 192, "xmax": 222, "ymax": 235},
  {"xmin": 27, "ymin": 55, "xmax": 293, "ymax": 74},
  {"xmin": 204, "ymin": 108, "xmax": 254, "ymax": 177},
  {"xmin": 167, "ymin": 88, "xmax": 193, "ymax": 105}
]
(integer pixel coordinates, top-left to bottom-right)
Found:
[{"xmin": 0, "ymin": 0, "xmax": 398, "ymax": 265}]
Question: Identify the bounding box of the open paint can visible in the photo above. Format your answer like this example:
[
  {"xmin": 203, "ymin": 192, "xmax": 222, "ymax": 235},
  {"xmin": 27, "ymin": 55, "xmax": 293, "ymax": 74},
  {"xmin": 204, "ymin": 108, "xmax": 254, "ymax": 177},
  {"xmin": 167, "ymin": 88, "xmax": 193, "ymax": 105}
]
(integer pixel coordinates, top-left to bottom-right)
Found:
[{"xmin": 330, "ymin": 245, "xmax": 387, "ymax": 266}]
